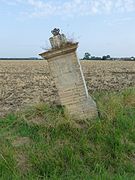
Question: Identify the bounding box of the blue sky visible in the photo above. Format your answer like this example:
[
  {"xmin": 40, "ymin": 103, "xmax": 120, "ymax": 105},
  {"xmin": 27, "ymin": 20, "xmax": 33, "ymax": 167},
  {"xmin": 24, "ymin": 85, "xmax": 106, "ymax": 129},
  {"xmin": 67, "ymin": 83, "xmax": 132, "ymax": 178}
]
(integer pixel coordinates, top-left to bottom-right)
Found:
[{"xmin": 0, "ymin": 0, "xmax": 135, "ymax": 58}]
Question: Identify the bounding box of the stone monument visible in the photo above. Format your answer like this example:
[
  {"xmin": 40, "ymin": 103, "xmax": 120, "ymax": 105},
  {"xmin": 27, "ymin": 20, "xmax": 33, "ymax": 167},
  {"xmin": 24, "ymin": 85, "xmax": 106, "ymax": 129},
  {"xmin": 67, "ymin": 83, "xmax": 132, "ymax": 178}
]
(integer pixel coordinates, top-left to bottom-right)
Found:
[{"xmin": 39, "ymin": 28, "xmax": 98, "ymax": 119}]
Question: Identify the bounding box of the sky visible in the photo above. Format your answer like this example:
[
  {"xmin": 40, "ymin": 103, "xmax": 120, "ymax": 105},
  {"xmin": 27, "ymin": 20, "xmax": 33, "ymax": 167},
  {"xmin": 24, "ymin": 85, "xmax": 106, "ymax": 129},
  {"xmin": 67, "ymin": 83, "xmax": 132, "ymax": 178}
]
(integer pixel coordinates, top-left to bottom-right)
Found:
[{"xmin": 0, "ymin": 0, "xmax": 135, "ymax": 58}]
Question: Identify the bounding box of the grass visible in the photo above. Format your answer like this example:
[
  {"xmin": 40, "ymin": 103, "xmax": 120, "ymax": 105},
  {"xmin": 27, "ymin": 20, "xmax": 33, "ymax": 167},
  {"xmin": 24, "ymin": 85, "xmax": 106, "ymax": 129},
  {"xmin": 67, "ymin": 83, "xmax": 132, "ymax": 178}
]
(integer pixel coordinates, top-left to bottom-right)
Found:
[{"xmin": 0, "ymin": 88, "xmax": 135, "ymax": 179}]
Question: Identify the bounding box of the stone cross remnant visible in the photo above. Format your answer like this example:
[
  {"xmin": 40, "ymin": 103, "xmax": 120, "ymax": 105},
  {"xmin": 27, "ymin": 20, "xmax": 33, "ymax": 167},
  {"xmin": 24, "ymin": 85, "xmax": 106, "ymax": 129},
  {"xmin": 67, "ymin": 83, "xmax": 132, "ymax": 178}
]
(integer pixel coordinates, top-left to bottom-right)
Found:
[
  {"xmin": 50, "ymin": 28, "xmax": 67, "ymax": 49},
  {"xmin": 39, "ymin": 28, "xmax": 98, "ymax": 119}
]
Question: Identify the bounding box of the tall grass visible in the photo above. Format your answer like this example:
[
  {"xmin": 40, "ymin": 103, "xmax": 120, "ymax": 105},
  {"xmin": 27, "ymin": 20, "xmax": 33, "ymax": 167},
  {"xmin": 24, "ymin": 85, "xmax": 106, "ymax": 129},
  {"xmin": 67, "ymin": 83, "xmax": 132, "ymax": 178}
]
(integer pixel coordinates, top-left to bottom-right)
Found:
[{"xmin": 0, "ymin": 88, "xmax": 135, "ymax": 179}]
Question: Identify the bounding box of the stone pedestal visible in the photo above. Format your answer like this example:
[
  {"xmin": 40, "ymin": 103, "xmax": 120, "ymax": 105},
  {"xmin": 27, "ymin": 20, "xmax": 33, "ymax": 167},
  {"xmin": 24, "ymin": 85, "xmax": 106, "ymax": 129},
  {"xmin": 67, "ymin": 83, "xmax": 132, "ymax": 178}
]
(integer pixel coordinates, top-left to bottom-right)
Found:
[{"xmin": 39, "ymin": 29, "xmax": 98, "ymax": 119}]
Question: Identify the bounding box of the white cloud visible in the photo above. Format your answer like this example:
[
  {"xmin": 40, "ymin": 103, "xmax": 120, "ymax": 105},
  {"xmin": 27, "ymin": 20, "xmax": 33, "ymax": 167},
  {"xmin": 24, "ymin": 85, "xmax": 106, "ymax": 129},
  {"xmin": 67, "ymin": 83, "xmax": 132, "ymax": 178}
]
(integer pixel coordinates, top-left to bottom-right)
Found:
[{"xmin": 2, "ymin": 0, "xmax": 135, "ymax": 17}]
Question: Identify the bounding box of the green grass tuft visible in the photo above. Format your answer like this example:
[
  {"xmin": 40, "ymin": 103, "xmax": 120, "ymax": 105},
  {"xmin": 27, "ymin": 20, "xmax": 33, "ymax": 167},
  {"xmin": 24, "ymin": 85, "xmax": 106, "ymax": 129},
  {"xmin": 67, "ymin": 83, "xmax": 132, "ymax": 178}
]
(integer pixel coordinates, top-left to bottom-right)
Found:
[{"xmin": 0, "ymin": 88, "xmax": 135, "ymax": 179}]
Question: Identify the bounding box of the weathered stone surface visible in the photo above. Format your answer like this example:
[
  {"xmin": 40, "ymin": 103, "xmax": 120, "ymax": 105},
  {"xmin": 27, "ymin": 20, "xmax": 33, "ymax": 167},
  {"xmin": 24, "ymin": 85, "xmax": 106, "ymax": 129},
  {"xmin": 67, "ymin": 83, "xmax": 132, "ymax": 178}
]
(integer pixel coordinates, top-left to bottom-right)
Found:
[
  {"xmin": 49, "ymin": 28, "xmax": 67, "ymax": 49},
  {"xmin": 0, "ymin": 60, "xmax": 135, "ymax": 117},
  {"xmin": 40, "ymin": 32, "xmax": 98, "ymax": 120}
]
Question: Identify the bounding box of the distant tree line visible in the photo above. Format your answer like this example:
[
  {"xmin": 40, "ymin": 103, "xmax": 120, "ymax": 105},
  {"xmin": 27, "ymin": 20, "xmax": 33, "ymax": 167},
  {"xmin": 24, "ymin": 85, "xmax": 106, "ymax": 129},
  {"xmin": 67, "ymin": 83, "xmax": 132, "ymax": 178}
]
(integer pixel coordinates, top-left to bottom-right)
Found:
[
  {"xmin": 82, "ymin": 52, "xmax": 135, "ymax": 61},
  {"xmin": 0, "ymin": 57, "xmax": 43, "ymax": 60}
]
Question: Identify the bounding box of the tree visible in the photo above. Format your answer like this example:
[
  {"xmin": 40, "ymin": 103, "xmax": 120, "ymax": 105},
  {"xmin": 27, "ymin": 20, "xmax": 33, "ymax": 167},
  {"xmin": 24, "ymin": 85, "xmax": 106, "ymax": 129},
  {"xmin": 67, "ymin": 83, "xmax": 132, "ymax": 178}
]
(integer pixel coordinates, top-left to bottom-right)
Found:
[
  {"xmin": 102, "ymin": 56, "xmax": 107, "ymax": 60},
  {"xmin": 83, "ymin": 52, "xmax": 91, "ymax": 60},
  {"xmin": 106, "ymin": 55, "xmax": 111, "ymax": 59},
  {"xmin": 131, "ymin": 57, "xmax": 135, "ymax": 61},
  {"xmin": 102, "ymin": 55, "xmax": 111, "ymax": 60}
]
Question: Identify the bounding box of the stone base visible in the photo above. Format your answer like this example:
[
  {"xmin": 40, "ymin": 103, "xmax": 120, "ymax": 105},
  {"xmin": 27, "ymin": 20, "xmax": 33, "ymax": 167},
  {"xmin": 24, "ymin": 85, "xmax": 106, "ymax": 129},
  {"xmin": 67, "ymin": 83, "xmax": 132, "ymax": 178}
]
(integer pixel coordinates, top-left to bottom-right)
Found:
[
  {"xmin": 40, "ymin": 42, "xmax": 98, "ymax": 121},
  {"xmin": 65, "ymin": 96, "xmax": 98, "ymax": 120}
]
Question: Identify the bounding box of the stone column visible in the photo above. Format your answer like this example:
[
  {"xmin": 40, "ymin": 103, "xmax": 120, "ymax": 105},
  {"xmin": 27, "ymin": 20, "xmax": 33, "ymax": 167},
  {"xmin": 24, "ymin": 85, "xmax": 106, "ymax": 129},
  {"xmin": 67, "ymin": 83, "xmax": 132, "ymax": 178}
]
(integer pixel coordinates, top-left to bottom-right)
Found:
[{"xmin": 39, "ymin": 28, "xmax": 97, "ymax": 119}]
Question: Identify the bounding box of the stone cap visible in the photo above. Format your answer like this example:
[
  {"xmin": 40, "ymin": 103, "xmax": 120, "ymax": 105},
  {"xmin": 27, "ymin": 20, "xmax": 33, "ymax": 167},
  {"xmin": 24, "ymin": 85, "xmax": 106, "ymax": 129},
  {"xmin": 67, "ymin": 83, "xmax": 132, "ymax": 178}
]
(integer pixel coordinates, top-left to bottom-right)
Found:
[{"xmin": 39, "ymin": 42, "xmax": 78, "ymax": 59}]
